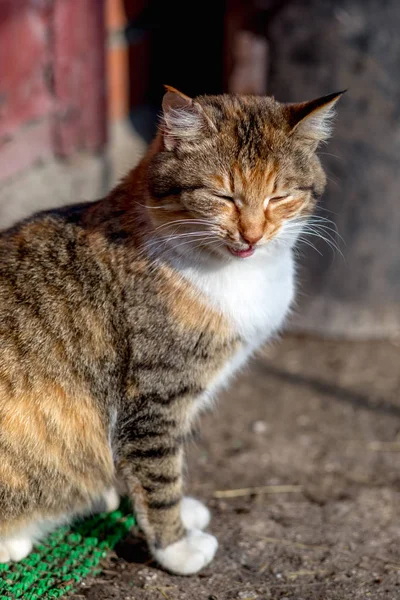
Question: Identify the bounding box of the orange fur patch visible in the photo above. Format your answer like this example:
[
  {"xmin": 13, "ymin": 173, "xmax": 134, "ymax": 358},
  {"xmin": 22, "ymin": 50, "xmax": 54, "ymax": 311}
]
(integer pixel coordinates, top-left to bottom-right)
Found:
[
  {"xmin": 159, "ymin": 263, "xmax": 232, "ymax": 339},
  {"xmin": 0, "ymin": 452, "xmax": 28, "ymax": 490},
  {"xmin": 0, "ymin": 380, "xmax": 114, "ymax": 483}
]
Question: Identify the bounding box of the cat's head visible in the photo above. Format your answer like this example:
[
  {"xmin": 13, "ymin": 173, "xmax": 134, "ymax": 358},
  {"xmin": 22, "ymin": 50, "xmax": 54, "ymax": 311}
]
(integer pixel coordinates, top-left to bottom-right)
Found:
[{"xmin": 146, "ymin": 87, "xmax": 343, "ymax": 261}]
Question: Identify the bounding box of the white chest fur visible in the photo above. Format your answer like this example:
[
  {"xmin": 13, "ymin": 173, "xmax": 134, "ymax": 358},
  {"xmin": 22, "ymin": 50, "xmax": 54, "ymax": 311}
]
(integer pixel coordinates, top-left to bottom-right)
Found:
[
  {"xmin": 178, "ymin": 249, "xmax": 295, "ymax": 343},
  {"xmin": 175, "ymin": 249, "xmax": 296, "ymax": 414}
]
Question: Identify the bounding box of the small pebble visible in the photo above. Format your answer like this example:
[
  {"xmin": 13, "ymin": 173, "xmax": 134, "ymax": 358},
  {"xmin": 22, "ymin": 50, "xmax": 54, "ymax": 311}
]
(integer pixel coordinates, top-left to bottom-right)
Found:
[
  {"xmin": 251, "ymin": 420, "xmax": 268, "ymax": 434},
  {"xmin": 137, "ymin": 568, "xmax": 157, "ymax": 581}
]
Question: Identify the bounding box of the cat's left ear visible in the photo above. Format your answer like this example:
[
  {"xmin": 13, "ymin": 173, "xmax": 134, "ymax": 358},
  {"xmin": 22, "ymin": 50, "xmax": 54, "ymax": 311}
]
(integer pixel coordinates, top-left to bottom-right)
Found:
[
  {"xmin": 161, "ymin": 85, "xmax": 216, "ymax": 151},
  {"xmin": 286, "ymin": 91, "xmax": 345, "ymax": 147}
]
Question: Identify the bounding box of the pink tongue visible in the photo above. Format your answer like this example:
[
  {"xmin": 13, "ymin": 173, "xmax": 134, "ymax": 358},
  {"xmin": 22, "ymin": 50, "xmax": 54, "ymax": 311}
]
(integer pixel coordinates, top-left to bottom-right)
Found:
[{"xmin": 229, "ymin": 246, "xmax": 255, "ymax": 258}]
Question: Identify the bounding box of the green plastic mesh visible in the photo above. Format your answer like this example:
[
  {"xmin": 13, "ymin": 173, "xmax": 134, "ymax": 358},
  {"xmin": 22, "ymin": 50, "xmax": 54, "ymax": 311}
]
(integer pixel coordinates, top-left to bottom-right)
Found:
[{"xmin": 0, "ymin": 500, "xmax": 135, "ymax": 599}]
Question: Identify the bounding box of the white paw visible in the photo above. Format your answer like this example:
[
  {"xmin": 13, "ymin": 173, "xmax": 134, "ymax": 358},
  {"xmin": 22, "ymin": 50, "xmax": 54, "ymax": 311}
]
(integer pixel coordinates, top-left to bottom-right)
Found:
[
  {"xmin": 102, "ymin": 487, "xmax": 120, "ymax": 513},
  {"xmin": 0, "ymin": 537, "xmax": 32, "ymax": 563},
  {"xmin": 153, "ymin": 529, "xmax": 218, "ymax": 575},
  {"xmin": 181, "ymin": 497, "xmax": 211, "ymax": 530}
]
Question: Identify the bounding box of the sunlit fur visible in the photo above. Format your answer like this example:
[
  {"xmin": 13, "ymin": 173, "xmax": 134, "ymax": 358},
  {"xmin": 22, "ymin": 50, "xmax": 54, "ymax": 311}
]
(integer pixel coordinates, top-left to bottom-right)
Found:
[{"xmin": 0, "ymin": 89, "xmax": 341, "ymax": 575}]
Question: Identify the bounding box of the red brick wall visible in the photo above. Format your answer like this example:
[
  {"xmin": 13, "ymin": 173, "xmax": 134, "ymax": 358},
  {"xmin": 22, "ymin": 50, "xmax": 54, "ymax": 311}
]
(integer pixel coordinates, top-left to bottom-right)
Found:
[{"xmin": 0, "ymin": 0, "xmax": 107, "ymax": 182}]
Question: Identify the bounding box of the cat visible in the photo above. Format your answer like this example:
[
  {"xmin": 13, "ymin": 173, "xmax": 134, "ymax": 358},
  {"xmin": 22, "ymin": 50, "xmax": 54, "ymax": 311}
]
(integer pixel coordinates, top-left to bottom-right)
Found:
[{"xmin": 0, "ymin": 86, "xmax": 342, "ymax": 575}]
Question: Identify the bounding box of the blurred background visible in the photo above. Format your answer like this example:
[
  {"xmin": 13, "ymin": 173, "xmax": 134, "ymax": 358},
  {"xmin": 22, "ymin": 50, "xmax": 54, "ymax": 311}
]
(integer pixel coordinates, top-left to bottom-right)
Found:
[{"xmin": 1, "ymin": 2, "xmax": 400, "ymax": 597}]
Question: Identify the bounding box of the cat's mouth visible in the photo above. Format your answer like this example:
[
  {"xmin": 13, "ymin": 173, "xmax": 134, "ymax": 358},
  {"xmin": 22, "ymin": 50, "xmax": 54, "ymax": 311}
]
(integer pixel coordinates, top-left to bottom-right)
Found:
[{"xmin": 227, "ymin": 245, "xmax": 255, "ymax": 258}]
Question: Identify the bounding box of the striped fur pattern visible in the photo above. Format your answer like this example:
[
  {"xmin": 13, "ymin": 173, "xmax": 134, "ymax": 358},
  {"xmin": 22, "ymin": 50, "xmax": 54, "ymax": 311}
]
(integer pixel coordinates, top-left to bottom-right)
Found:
[{"xmin": 0, "ymin": 88, "xmax": 341, "ymax": 574}]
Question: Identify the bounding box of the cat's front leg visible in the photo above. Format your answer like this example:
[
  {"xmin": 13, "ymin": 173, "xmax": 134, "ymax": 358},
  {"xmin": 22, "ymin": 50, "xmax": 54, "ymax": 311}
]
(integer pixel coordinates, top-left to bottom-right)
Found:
[{"xmin": 118, "ymin": 441, "xmax": 217, "ymax": 575}]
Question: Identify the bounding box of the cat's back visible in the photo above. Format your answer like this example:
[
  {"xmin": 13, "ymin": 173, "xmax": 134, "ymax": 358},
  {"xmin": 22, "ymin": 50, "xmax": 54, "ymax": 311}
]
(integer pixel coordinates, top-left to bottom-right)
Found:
[
  {"xmin": 0, "ymin": 202, "xmax": 115, "ymax": 315},
  {"xmin": 0, "ymin": 203, "xmax": 97, "ymax": 285},
  {"xmin": 0, "ymin": 211, "xmax": 77, "ymax": 322},
  {"xmin": 0, "ymin": 204, "xmax": 122, "ymax": 382}
]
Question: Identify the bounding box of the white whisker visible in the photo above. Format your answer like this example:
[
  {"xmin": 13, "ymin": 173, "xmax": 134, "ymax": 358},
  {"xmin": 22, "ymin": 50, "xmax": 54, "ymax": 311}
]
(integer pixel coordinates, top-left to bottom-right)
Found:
[{"xmin": 152, "ymin": 218, "xmax": 217, "ymax": 233}]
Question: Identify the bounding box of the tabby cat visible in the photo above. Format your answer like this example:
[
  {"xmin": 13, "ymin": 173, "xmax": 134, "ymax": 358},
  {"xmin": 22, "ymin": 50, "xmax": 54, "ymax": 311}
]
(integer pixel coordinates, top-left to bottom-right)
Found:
[{"xmin": 0, "ymin": 87, "xmax": 342, "ymax": 574}]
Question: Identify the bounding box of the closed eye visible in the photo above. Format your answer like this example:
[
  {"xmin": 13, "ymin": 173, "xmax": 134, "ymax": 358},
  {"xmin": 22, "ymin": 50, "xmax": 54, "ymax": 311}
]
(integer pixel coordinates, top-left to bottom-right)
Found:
[
  {"xmin": 270, "ymin": 195, "xmax": 289, "ymax": 202},
  {"xmin": 215, "ymin": 193, "xmax": 234, "ymax": 202}
]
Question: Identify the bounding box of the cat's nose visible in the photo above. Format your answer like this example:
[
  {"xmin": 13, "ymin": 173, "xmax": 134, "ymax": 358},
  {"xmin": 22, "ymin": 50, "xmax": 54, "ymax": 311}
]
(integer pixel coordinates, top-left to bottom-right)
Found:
[{"xmin": 241, "ymin": 230, "xmax": 264, "ymax": 246}]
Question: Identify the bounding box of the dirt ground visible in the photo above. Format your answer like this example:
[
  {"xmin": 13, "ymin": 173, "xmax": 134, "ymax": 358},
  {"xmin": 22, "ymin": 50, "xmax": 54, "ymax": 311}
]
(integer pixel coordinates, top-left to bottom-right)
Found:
[{"xmin": 70, "ymin": 334, "xmax": 400, "ymax": 600}]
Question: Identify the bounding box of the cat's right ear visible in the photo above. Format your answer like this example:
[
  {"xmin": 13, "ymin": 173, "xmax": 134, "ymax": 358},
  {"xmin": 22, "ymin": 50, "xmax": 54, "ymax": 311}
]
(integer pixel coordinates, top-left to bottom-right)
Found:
[{"xmin": 161, "ymin": 86, "xmax": 215, "ymax": 151}]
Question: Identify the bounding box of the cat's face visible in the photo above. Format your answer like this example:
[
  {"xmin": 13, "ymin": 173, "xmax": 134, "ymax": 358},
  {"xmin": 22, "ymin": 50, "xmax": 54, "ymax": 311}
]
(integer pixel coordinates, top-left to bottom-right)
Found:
[{"xmin": 147, "ymin": 88, "xmax": 342, "ymax": 260}]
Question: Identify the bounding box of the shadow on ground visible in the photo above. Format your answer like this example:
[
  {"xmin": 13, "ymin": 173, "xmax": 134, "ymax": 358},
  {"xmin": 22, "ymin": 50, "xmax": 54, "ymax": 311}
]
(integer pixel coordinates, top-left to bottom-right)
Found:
[{"xmin": 71, "ymin": 334, "xmax": 400, "ymax": 600}]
